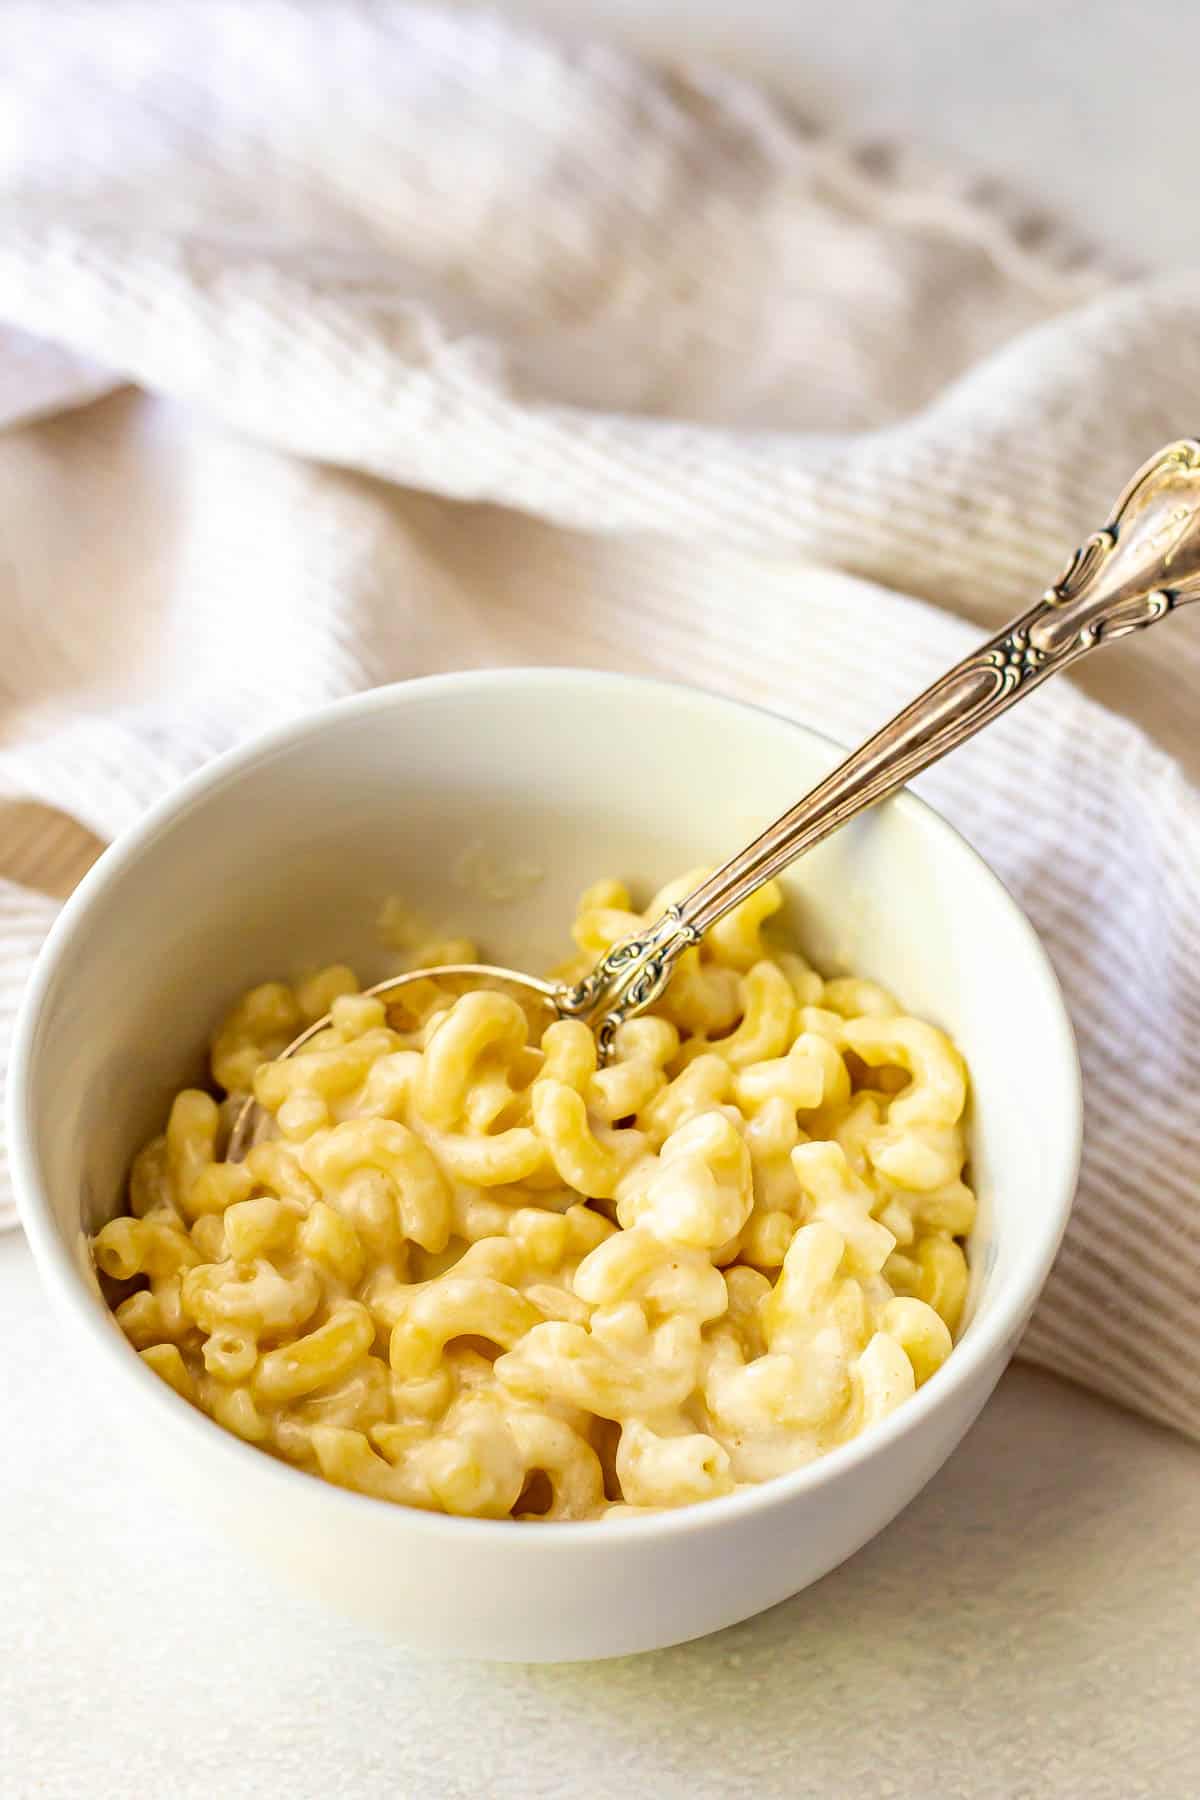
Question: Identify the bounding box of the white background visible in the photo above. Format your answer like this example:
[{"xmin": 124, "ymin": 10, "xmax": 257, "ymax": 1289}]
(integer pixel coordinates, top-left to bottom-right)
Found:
[
  {"xmin": 482, "ymin": 0, "xmax": 1197, "ymax": 269},
  {"xmin": 4, "ymin": 4, "xmax": 1199, "ymax": 1796}
]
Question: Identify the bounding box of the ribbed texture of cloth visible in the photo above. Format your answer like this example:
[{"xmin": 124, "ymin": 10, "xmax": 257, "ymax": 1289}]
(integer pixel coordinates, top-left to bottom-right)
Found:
[{"xmin": 2, "ymin": 1, "xmax": 1199, "ymax": 1439}]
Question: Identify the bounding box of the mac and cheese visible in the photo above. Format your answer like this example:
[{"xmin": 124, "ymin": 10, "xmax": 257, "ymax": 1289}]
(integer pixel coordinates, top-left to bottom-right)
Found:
[{"xmin": 92, "ymin": 874, "xmax": 974, "ymax": 1520}]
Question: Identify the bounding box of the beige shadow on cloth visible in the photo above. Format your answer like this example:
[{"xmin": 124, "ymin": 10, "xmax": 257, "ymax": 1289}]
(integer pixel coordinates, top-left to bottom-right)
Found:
[{"xmin": 0, "ymin": 801, "xmax": 104, "ymax": 897}]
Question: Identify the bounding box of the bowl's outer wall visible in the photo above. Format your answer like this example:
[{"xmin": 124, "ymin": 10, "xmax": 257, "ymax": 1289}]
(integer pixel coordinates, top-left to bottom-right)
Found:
[
  {"xmin": 118, "ymin": 1319, "xmax": 1015, "ymax": 1660},
  {"xmin": 12, "ymin": 672, "xmax": 1081, "ymax": 1659}
]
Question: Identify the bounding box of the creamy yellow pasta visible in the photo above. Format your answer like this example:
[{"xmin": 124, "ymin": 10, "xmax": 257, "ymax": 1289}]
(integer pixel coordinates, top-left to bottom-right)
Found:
[{"xmin": 92, "ymin": 873, "xmax": 974, "ymax": 1520}]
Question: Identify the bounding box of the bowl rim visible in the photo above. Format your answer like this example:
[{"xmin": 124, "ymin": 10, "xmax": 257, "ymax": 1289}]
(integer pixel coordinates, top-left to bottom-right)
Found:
[{"xmin": 8, "ymin": 666, "xmax": 1083, "ymax": 1546}]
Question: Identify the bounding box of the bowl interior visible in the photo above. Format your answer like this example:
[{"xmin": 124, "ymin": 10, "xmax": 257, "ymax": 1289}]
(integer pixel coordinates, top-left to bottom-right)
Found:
[{"xmin": 17, "ymin": 670, "xmax": 1079, "ymax": 1350}]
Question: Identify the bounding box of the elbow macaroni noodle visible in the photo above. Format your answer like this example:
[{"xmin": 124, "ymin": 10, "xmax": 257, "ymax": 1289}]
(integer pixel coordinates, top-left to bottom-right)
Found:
[{"xmin": 92, "ymin": 873, "xmax": 975, "ymax": 1521}]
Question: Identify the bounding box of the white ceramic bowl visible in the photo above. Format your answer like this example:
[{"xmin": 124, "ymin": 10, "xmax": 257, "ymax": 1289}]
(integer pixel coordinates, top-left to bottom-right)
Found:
[{"xmin": 9, "ymin": 670, "xmax": 1081, "ymax": 1662}]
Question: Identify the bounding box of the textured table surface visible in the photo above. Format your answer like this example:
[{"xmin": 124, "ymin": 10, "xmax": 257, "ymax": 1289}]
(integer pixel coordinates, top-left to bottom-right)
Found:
[{"xmin": 3, "ymin": 1233, "xmax": 1198, "ymax": 1800}]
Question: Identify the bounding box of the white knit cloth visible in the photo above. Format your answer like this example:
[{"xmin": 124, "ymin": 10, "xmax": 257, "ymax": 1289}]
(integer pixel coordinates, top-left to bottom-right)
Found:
[{"xmin": 2, "ymin": 0, "xmax": 1199, "ymax": 1440}]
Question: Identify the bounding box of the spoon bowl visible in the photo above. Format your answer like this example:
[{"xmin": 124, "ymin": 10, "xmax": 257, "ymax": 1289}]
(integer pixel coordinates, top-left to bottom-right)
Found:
[{"xmin": 226, "ymin": 964, "xmax": 560, "ymax": 1159}]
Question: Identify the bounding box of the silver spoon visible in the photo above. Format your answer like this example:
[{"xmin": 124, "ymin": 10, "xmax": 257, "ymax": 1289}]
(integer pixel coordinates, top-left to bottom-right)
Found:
[{"xmin": 229, "ymin": 437, "xmax": 1200, "ymax": 1159}]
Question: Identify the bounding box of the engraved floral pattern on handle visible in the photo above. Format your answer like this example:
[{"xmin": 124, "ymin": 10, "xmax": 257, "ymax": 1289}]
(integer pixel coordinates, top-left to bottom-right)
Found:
[
  {"xmin": 1032, "ymin": 437, "xmax": 1200, "ymax": 654},
  {"xmin": 557, "ymin": 906, "xmax": 699, "ymax": 1053},
  {"xmin": 978, "ymin": 624, "xmax": 1051, "ymax": 695}
]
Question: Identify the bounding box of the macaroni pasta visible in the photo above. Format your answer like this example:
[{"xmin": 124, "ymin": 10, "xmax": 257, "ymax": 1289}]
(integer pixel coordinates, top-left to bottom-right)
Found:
[{"xmin": 92, "ymin": 873, "xmax": 975, "ymax": 1520}]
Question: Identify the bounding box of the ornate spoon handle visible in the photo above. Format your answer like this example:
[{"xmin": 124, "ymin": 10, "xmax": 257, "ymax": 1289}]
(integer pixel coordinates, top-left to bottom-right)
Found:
[{"xmin": 561, "ymin": 438, "xmax": 1200, "ymax": 1050}]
